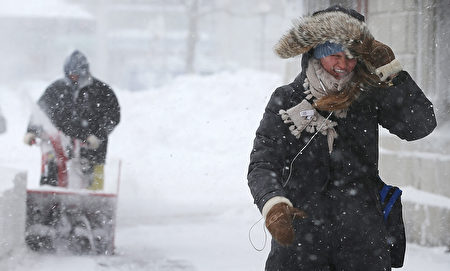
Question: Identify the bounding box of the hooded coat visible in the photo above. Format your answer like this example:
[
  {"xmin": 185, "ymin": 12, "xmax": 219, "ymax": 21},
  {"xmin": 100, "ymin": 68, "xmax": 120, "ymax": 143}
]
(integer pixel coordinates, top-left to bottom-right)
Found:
[
  {"xmin": 28, "ymin": 51, "xmax": 120, "ymax": 164},
  {"xmin": 247, "ymin": 6, "xmax": 436, "ymax": 270}
]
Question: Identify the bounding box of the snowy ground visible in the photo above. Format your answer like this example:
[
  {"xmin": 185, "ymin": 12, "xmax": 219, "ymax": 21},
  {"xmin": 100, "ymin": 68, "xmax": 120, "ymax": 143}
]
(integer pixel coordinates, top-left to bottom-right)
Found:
[{"xmin": 0, "ymin": 70, "xmax": 449, "ymax": 270}]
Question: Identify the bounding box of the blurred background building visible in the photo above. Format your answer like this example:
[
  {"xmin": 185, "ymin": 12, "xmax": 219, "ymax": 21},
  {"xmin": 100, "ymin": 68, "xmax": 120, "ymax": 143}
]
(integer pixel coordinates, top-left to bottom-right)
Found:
[{"xmin": 0, "ymin": 0, "xmax": 303, "ymax": 90}]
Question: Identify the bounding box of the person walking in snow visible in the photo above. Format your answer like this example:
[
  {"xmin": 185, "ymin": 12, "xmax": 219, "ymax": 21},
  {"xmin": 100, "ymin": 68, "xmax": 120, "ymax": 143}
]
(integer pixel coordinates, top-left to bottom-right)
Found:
[
  {"xmin": 247, "ymin": 5, "xmax": 436, "ymax": 270},
  {"xmin": 24, "ymin": 50, "xmax": 120, "ymax": 190}
]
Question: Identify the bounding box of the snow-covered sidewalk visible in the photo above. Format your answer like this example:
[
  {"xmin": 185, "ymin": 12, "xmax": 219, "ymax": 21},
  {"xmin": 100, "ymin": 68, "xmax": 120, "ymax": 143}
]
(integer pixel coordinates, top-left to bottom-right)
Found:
[{"xmin": 2, "ymin": 208, "xmax": 449, "ymax": 271}]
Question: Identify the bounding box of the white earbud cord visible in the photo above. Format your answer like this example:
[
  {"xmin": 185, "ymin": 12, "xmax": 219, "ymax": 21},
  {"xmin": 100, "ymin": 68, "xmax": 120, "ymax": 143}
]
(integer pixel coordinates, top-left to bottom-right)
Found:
[
  {"xmin": 249, "ymin": 78, "xmax": 332, "ymax": 251},
  {"xmin": 248, "ymin": 216, "xmax": 267, "ymax": 251},
  {"xmin": 283, "ymin": 111, "xmax": 333, "ymax": 188},
  {"xmin": 284, "ymin": 77, "xmax": 333, "ymax": 187}
]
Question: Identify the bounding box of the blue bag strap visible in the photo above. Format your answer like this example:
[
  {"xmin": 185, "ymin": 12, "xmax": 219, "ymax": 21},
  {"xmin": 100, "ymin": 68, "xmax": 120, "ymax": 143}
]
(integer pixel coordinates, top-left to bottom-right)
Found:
[
  {"xmin": 379, "ymin": 184, "xmax": 392, "ymax": 203},
  {"xmin": 383, "ymin": 187, "xmax": 402, "ymax": 221}
]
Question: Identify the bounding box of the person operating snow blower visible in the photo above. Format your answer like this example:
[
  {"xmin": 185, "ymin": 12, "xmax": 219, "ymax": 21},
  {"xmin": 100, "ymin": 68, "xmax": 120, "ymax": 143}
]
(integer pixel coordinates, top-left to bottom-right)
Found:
[
  {"xmin": 24, "ymin": 50, "xmax": 120, "ymax": 190},
  {"xmin": 23, "ymin": 50, "xmax": 121, "ymax": 254}
]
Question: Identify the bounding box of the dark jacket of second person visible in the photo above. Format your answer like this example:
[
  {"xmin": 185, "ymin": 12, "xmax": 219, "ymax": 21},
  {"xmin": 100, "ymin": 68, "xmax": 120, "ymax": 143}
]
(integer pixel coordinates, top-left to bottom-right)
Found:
[{"xmin": 29, "ymin": 77, "xmax": 120, "ymax": 163}]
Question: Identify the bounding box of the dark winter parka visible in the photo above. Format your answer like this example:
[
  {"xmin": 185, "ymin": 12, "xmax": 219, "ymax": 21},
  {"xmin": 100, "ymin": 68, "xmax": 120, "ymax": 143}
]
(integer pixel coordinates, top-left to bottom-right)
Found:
[
  {"xmin": 28, "ymin": 70, "xmax": 120, "ymax": 164},
  {"xmin": 247, "ymin": 7, "xmax": 436, "ymax": 271}
]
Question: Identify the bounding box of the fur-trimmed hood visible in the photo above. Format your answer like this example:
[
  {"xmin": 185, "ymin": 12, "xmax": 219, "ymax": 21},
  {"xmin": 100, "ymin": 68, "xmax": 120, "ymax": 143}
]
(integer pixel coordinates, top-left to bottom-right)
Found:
[{"xmin": 274, "ymin": 9, "xmax": 372, "ymax": 59}]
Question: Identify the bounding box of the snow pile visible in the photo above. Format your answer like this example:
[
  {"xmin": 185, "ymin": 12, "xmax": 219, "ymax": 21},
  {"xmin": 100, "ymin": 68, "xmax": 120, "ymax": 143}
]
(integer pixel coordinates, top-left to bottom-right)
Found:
[
  {"xmin": 402, "ymin": 186, "xmax": 450, "ymax": 246},
  {"xmin": 402, "ymin": 186, "xmax": 450, "ymax": 209},
  {"xmin": 0, "ymin": 169, "xmax": 26, "ymax": 257},
  {"xmin": 108, "ymin": 70, "xmax": 281, "ymax": 220}
]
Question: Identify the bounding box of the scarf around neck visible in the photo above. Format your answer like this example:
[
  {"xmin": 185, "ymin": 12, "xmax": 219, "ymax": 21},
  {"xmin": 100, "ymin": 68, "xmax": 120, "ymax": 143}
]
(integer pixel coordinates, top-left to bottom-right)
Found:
[
  {"xmin": 279, "ymin": 58, "xmax": 354, "ymax": 153},
  {"xmin": 305, "ymin": 58, "xmax": 353, "ymax": 100},
  {"xmin": 303, "ymin": 58, "xmax": 353, "ymax": 118}
]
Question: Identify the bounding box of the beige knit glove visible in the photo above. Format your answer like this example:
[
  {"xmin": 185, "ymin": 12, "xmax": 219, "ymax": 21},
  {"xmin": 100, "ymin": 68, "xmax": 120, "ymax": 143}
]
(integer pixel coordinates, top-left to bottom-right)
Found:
[
  {"xmin": 23, "ymin": 132, "xmax": 36, "ymax": 146},
  {"xmin": 86, "ymin": 134, "xmax": 101, "ymax": 150}
]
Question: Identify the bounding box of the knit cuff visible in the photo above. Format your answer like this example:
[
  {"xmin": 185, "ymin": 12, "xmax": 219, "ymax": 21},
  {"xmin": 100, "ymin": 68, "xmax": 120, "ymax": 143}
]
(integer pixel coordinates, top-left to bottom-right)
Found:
[
  {"xmin": 262, "ymin": 196, "xmax": 293, "ymax": 219},
  {"xmin": 375, "ymin": 58, "xmax": 403, "ymax": 81}
]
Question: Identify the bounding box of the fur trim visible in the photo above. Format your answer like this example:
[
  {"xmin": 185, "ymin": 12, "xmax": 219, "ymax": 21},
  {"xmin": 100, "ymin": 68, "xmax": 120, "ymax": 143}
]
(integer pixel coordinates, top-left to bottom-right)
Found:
[
  {"xmin": 274, "ymin": 11, "xmax": 372, "ymax": 59},
  {"xmin": 375, "ymin": 58, "xmax": 403, "ymax": 81}
]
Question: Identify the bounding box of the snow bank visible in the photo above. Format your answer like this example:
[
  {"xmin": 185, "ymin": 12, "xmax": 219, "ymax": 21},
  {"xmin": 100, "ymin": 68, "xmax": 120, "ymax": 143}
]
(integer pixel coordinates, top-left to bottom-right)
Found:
[
  {"xmin": 0, "ymin": 168, "xmax": 26, "ymax": 258},
  {"xmin": 402, "ymin": 186, "xmax": 450, "ymax": 209},
  {"xmin": 402, "ymin": 186, "xmax": 450, "ymax": 246},
  {"xmin": 379, "ymin": 126, "xmax": 450, "ymax": 198},
  {"xmin": 108, "ymin": 69, "xmax": 281, "ymax": 221}
]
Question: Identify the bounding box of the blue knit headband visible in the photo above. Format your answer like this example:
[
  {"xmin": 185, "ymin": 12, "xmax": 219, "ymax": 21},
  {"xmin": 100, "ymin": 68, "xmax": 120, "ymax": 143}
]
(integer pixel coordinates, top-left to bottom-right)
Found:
[{"xmin": 313, "ymin": 42, "xmax": 344, "ymax": 59}]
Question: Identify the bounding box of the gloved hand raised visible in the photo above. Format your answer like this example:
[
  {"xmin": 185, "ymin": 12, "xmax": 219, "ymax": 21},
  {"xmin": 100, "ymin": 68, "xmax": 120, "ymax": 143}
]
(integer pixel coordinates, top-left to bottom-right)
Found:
[
  {"xmin": 353, "ymin": 38, "xmax": 403, "ymax": 82},
  {"xmin": 23, "ymin": 132, "xmax": 36, "ymax": 145},
  {"xmin": 265, "ymin": 202, "xmax": 307, "ymax": 246},
  {"xmin": 86, "ymin": 134, "xmax": 101, "ymax": 150}
]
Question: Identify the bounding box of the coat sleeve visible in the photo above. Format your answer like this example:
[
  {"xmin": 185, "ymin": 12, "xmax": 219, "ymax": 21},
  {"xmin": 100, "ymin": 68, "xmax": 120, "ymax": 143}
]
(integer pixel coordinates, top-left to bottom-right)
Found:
[
  {"xmin": 91, "ymin": 84, "xmax": 120, "ymax": 140},
  {"xmin": 247, "ymin": 87, "xmax": 292, "ymax": 212},
  {"xmin": 376, "ymin": 71, "xmax": 437, "ymax": 141},
  {"xmin": 31, "ymin": 81, "xmax": 72, "ymax": 135}
]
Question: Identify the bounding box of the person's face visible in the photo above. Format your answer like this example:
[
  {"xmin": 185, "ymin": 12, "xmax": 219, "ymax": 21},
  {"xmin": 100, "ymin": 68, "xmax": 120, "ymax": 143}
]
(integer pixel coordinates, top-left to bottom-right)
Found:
[
  {"xmin": 69, "ymin": 73, "xmax": 79, "ymax": 83},
  {"xmin": 319, "ymin": 51, "xmax": 357, "ymax": 79}
]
